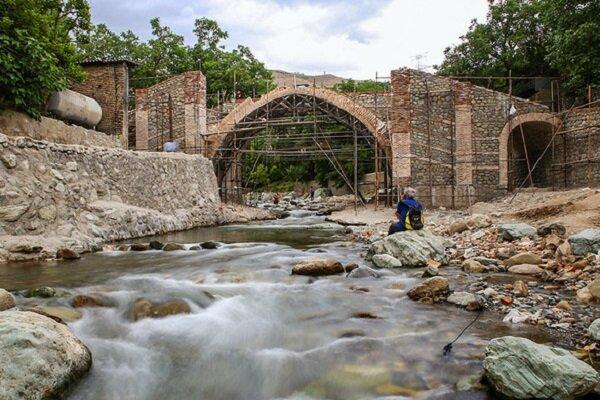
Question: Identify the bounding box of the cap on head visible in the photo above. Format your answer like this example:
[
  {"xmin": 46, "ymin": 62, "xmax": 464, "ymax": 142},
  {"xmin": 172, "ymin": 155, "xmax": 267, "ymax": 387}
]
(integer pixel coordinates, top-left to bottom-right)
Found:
[{"xmin": 404, "ymin": 187, "xmax": 417, "ymax": 198}]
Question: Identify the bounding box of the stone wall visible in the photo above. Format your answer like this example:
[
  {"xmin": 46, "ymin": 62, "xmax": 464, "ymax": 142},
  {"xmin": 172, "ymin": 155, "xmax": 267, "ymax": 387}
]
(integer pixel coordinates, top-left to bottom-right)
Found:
[
  {"xmin": 554, "ymin": 107, "xmax": 600, "ymax": 188},
  {"xmin": 0, "ymin": 133, "xmax": 267, "ymax": 262},
  {"xmin": 135, "ymin": 71, "xmax": 207, "ymax": 153},
  {"xmin": 70, "ymin": 61, "xmax": 130, "ymax": 147},
  {"xmin": 390, "ymin": 68, "xmax": 551, "ymax": 208},
  {"xmin": 0, "ymin": 110, "xmax": 120, "ymax": 149},
  {"xmin": 345, "ymin": 92, "xmax": 391, "ymax": 122}
]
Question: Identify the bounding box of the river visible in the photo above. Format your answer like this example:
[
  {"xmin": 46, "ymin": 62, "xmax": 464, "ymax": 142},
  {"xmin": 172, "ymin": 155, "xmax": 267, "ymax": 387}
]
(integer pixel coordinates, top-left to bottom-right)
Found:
[{"xmin": 0, "ymin": 211, "xmax": 550, "ymax": 400}]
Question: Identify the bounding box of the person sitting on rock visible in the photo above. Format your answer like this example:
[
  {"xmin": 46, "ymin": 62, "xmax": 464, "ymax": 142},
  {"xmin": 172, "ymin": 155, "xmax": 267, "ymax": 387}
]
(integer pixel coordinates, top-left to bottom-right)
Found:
[{"xmin": 388, "ymin": 187, "xmax": 424, "ymax": 235}]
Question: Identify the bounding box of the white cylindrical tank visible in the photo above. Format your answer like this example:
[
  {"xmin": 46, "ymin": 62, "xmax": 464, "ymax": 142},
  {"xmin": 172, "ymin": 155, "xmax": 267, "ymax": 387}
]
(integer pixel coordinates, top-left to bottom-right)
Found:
[{"xmin": 46, "ymin": 89, "xmax": 102, "ymax": 127}]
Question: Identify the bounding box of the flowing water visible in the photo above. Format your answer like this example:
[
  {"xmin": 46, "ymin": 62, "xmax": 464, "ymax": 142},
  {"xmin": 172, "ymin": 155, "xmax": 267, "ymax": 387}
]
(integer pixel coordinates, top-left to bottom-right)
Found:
[{"xmin": 0, "ymin": 211, "xmax": 551, "ymax": 400}]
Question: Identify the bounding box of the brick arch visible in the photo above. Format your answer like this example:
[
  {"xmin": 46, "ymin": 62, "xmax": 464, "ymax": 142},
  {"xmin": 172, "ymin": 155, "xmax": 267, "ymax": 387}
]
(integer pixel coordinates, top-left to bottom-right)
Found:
[
  {"xmin": 206, "ymin": 86, "xmax": 389, "ymax": 158},
  {"xmin": 498, "ymin": 112, "xmax": 561, "ymax": 188}
]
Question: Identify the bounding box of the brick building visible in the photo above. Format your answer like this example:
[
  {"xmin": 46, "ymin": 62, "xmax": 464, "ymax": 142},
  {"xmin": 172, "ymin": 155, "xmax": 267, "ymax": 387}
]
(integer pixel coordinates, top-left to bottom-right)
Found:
[
  {"xmin": 135, "ymin": 71, "xmax": 207, "ymax": 152},
  {"xmin": 70, "ymin": 60, "xmax": 135, "ymax": 147}
]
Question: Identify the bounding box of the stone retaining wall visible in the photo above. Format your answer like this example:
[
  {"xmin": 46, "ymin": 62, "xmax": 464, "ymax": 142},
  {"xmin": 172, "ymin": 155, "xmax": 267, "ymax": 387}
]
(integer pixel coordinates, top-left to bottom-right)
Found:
[
  {"xmin": 0, "ymin": 110, "xmax": 121, "ymax": 149},
  {"xmin": 0, "ymin": 133, "xmax": 267, "ymax": 262}
]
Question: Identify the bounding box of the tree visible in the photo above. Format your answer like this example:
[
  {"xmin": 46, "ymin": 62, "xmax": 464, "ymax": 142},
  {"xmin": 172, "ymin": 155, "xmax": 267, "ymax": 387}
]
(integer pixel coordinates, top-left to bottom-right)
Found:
[
  {"xmin": 191, "ymin": 18, "xmax": 273, "ymax": 101},
  {"xmin": 436, "ymin": 0, "xmax": 553, "ymax": 96},
  {"xmin": 541, "ymin": 0, "xmax": 600, "ymax": 96},
  {"xmin": 0, "ymin": 0, "xmax": 90, "ymax": 117},
  {"xmin": 333, "ymin": 79, "xmax": 388, "ymax": 93}
]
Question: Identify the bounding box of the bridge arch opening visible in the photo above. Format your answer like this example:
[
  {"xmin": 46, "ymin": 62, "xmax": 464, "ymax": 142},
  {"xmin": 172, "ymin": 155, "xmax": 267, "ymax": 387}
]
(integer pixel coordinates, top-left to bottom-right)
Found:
[{"xmin": 207, "ymin": 87, "xmax": 391, "ymax": 203}]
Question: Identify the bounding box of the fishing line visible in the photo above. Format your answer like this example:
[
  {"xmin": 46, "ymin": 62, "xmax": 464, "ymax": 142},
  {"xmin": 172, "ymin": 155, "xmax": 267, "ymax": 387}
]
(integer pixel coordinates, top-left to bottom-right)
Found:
[{"xmin": 442, "ymin": 309, "xmax": 483, "ymax": 357}]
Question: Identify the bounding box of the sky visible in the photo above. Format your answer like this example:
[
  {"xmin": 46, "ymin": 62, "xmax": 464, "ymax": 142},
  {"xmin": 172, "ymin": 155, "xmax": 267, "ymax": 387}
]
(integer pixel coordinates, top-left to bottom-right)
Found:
[{"xmin": 87, "ymin": 0, "xmax": 489, "ymax": 79}]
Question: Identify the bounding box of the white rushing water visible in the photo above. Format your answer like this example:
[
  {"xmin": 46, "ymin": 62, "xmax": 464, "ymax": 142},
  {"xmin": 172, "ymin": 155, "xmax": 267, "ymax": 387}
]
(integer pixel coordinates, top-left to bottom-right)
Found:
[{"xmin": 3, "ymin": 213, "xmax": 547, "ymax": 400}]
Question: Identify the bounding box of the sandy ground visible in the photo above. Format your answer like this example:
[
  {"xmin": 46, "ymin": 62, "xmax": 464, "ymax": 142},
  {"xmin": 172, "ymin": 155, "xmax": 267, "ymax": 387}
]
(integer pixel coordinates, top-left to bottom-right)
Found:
[{"xmin": 327, "ymin": 187, "xmax": 600, "ymax": 236}]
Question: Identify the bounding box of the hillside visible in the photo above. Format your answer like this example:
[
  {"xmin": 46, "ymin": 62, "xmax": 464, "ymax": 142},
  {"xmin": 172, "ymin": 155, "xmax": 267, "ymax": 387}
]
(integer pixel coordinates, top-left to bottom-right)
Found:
[{"xmin": 271, "ymin": 70, "xmax": 346, "ymax": 88}]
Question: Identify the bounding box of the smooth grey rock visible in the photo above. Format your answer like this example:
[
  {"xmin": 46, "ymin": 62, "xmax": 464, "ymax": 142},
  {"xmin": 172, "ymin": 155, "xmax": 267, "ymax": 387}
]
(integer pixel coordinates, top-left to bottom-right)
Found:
[
  {"xmin": 498, "ymin": 223, "xmax": 536, "ymax": 241},
  {"xmin": 447, "ymin": 291, "xmax": 477, "ymax": 307},
  {"xmin": 367, "ymin": 230, "xmax": 453, "ymax": 267},
  {"xmin": 371, "ymin": 254, "xmax": 402, "ymax": 268},
  {"xmin": 568, "ymin": 228, "xmax": 600, "ymax": 255},
  {"xmin": 588, "ymin": 319, "xmax": 600, "ymax": 340},
  {"xmin": 484, "ymin": 336, "xmax": 599, "ymax": 399},
  {"xmin": 0, "ymin": 311, "xmax": 92, "ymax": 399},
  {"xmin": 347, "ymin": 266, "xmax": 380, "ymax": 278}
]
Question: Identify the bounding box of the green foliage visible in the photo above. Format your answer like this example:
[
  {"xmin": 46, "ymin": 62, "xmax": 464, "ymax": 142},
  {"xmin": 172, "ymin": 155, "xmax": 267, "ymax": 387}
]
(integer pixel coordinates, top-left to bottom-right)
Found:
[
  {"xmin": 0, "ymin": 0, "xmax": 90, "ymax": 117},
  {"xmin": 76, "ymin": 17, "xmax": 273, "ymax": 97},
  {"xmin": 437, "ymin": 0, "xmax": 551, "ymax": 96},
  {"xmin": 542, "ymin": 0, "xmax": 600, "ymax": 95},
  {"xmin": 437, "ymin": 0, "xmax": 599, "ymax": 98},
  {"xmin": 241, "ymin": 120, "xmax": 374, "ymax": 191},
  {"xmin": 334, "ymin": 79, "xmax": 389, "ymax": 93}
]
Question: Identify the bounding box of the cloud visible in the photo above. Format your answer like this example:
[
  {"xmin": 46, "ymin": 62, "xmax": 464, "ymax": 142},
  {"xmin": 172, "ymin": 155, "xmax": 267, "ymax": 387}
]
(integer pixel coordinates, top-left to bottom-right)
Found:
[{"xmin": 88, "ymin": 0, "xmax": 488, "ymax": 79}]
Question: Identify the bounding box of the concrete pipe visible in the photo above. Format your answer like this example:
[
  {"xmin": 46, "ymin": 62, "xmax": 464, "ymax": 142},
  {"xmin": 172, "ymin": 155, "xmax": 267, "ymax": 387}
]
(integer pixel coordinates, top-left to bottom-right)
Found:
[{"xmin": 46, "ymin": 89, "xmax": 102, "ymax": 128}]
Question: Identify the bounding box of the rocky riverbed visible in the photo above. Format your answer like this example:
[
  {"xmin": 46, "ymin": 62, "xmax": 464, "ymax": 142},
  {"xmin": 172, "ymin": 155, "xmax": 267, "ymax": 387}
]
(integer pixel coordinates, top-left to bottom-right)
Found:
[{"xmin": 1, "ymin": 190, "xmax": 599, "ymax": 399}]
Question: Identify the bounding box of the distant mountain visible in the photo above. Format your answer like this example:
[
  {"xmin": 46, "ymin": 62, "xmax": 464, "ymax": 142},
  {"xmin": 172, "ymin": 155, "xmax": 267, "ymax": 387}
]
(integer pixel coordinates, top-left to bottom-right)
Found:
[{"xmin": 271, "ymin": 70, "xmax": 346, "ymax": 89}]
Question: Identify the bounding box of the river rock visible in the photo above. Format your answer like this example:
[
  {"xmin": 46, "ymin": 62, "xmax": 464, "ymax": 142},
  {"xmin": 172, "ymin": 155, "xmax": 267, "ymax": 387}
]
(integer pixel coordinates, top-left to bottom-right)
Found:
[
  {"xmin": 23, "ymin": 305, "xmax": 82, "ymax": 324},
  {"xmin": 589, "ymin": 319, "xmax": 600, "ymax": 340},
  {"xmin": 130, "ymin": 243, "xmax": 150, "ymax": 251},
  {"xmin": 0, "ymin": 288, "xmax": 16, "ymax": 311},
  {"xmin": 577, "ymin": 287, "xmax": 593, "ymax": 303},
  {"xmin": 292, "ymin": 258, "xmax": 344, "ymax": 276},
  {"xmin": 537, "ymin": 221, "xmax": 566, "ymax": 237},
  {"xmin": 163, "ymin": 242, "xmax": 185, "ymax": 251},
  {"xmin": 513, "ymin": 280, "xmax": 528, "ymax": 297},
  {"xmin": 200, "ymin": 241, "xmax": 220, "ymax": 249},
  {"xmin": 462, "ymin": 259, "xmax": 487, "ymax": 273},
  {"xmin": 371, "ymin": 254, "xmax": 402, "ymax": 268},
  {"xmin": 25, "ymin": 286, "xmax": 57, "ymax": 298},
  {"xmin": 467, "ymin": 214, "xmax": 492, "ymax": 228},
  {"xmin": 508, "ymin": 264, "xmax": 544, "ymax": 275},
  {"xmin": 498, "ymin": 223, "xmax": 536, "ymax": 241},
  {"xmin": 483, "ymin": 336, "xmax": 599, "ymax": 399},
  {"xmin": 347, "ymin": 266, "xmax": 380, "ymax": 278},
  {"xmin": 149, "ymin": 240, "xmax": 164, "ymax": 250},
  {"xmin": 0, "ymin": 204, "xmax": 29, "ymax": 222},
  {"xmin": 505, "ymin": 252, "xmax": 542, "ymax": 267},
  {"xmin": 447, "ymin": 292, "xmax": 479, "ymax": 308},
  {"xmin": 367, "ymin": 230, "xmax": 452, "ymax": 267},
  {"xmin": 129, "ymin": 298, "xmax": 191, "ymax": 321},
  {"xmin": 568, "ymin": 228, "xmax": 600, "ymax": 255},
  {"xmin": 448, "ymin": 220, "xmax": 469, "ymax": 234},
  {"xmin": 0, "ymin": 311, "xmax": 92, "ymax": 399},
  {"xmin": 71, "ymin": 293, "xmax": 114, "ymax": 308},
  {"xmin": 587, "ymin": 277, "xmax": 600, "ymax": 300},
  {"xmin": 56, "ymin": 248, "xmax": 81, "ymax": 260},
  {"xmin": 407, "ymin": 277, "xmax": 449, "ymax": 303}
]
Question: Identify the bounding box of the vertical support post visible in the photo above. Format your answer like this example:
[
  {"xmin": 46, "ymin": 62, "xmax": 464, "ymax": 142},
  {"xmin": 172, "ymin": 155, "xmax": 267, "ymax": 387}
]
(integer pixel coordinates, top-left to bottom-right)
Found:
[
  {"xmin": 425, "ymin": 78, "xmax": 433, "ymax": 206},
  {"xmin": 168, "ymin": 94, "xmax": 173, "ymax": 141},
  {"xmin": 375, "ymin": 139, "xmax": 379, "ymax": 210},
  {"xmin": 353, "ymin": 120, "xmax": 358, "ymax": 214},
  {"xmin": 450, "ymin": 84, "xmax": 456, "ymax": 209}
]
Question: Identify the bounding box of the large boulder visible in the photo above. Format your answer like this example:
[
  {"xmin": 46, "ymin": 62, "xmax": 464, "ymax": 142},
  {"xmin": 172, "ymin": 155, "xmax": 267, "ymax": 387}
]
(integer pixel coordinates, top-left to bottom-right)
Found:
[
  {"xmin": 498, "ymin": 223, "xmax": 536, "ymax": 241},
  {"xmin": 371, "ymin": 254, "xmax": 402, "ymax": 268},
  {"xmin": 505, "ymin": 252, "xmax": 542, "ymax": 267},
  {"xmin": 0, "ymin": 311, "xmax": 92, "ymax": 399},
  {"xmin": 367, "ymin": 230, "xmax": 453, "ymax": 268},
  {"xmin": 568, "ymin": 228, "xmax": 600, "ymax": 255},
  {"xmin": 483, "ymin": 336, "xmax": 599, "ymax": 399},
  {"xmin": 407, "ymin": 277, "xmax": 449, "ymax": 303},
  {"xmin": 0, "ymin": 288, "xmax": 16, "ymax": 311},
  {"xmin": 292, "ymin": 258, "xmax": 344, "ymax": 276}
]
